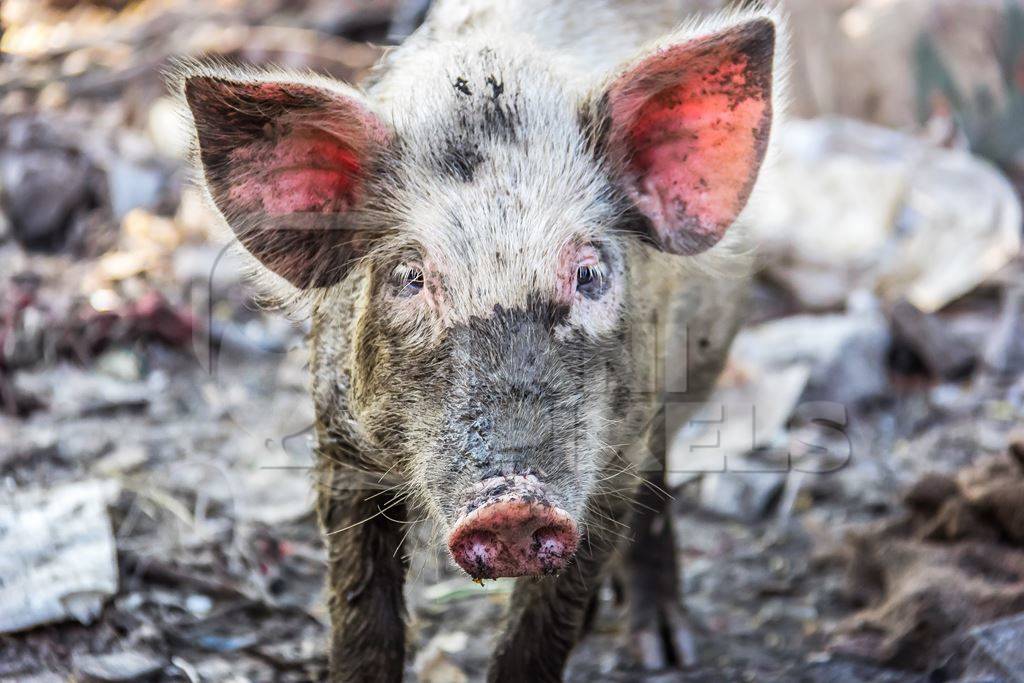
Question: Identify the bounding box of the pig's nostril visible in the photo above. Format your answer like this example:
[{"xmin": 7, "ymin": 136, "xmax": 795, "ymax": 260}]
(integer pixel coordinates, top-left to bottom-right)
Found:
[
  {"xmin": 533, "ymin": 526, "xmax": 567, "ymax": 558},
  {"xmin": 463, "ymin": 531, "xmax": 498, "ymax": 561},
  {"xmin": 451, "ymin": 530, "xmax": 500, "ymax": 577},
  {"xmin": 448, "ymin": 497, "xmax": 579, "ymax": 579}
]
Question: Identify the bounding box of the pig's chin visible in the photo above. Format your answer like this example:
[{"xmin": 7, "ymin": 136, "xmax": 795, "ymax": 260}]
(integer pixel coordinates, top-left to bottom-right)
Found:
[{"xmin": 445, "ymin": 475, "xmax": 580, "ymax": 580}]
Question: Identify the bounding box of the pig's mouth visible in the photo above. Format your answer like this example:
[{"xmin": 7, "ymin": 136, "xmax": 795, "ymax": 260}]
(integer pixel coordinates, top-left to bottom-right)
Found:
[{"xmin": 446, "ymin": 475, "xmax": 580, "ymax": 580}]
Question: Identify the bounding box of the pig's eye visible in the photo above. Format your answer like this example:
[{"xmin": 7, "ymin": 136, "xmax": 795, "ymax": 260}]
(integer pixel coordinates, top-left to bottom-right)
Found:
[
  {"xmin": 575, "ymin": 263, "xmax": 606, "ymax": 299},
  {"xmin": 392, "ymin": 264, "xmax": 424, "ymax": 297}
]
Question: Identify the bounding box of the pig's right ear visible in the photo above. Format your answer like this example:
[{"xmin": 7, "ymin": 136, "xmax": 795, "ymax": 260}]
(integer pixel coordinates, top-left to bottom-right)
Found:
[
  {"xmin": 182, "ymin": 73, "xmax": 391, "ymax": 289},
  {"xmin": 584, "ymin": 17, "xmax": 776, "ymax": 256}
]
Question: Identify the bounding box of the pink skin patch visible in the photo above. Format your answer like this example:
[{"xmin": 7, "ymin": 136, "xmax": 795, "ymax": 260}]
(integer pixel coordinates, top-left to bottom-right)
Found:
[
  {"xmin": 388, "ymin": 258, "xmax": 449, "ymax": 330},
  {"xmin": 420, "ymin": 259, "xmax": 445, "ymax": 314},
  {"xmin": 227, "ymin": 112, "xmax": 387, "ymax": 217},
  {"xmin": 555, "ymin": 242, "xmax": 601, "ymax": 305},
  {"xmin": 448, "ymin": 475, "xmax": 579, "ymax": 579},
  {"xmin": 237, "ymin": 134, "xmax": 364, "ymax": 216},
  {"xmin": 608, "ymin": 19, "xmax": 774, "ymax": 254}
]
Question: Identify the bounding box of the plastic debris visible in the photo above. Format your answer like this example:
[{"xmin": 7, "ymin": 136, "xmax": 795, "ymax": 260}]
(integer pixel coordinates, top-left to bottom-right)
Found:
[{"xmin": 0, "ymin": 479, "xmax": 120, "ymax": 633}]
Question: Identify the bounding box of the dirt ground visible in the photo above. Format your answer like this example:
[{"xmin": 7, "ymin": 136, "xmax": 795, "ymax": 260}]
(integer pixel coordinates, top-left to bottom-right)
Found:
[
  {"xmin": 2, "ymin": 1, "xmax": 1024, "ymax": 682},
  {"xmin": 9, "ymin": 300, "xmax": 1023, "ymax": 683}
]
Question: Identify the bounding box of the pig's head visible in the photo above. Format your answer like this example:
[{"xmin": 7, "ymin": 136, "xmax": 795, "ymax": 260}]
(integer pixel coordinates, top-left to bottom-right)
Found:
[{"xmin": 179, "ymin": 13, "xmax": 778, "ymax": 579}]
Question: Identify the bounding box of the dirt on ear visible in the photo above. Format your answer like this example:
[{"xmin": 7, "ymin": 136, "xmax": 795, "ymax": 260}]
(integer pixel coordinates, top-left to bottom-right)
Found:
[{"xmin": 830, "ymin": 443, "xmax": 1024, "ymax": 671}]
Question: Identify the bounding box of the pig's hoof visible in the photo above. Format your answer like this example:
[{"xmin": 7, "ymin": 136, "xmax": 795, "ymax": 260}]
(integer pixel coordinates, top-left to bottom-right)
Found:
[{"xmin": 629, "ymin": 601, "xmax": 698, "ymax": 670}]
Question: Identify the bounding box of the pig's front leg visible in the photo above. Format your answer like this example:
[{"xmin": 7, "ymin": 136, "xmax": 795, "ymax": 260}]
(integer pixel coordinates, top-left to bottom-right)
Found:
[
  {"xmin": 487, "ymin": 498, "xmax": 625, "ymax": 683},
  {"xmin": 317, "ymin": 461, "xmax": 408, "ymax": 683},
  {"xmin": 624, "ymin": 464, "xmax": 698, "ymax": 669},
  {"xmin": 623, "ymin": 404, "xmax": 702, "ymax": 670}
]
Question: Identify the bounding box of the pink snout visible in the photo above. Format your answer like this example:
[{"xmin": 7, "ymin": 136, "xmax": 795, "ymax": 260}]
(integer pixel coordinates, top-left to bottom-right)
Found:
[{"xmin": 447, "ymin": 498, "xmax": 579, "ymax": 579}]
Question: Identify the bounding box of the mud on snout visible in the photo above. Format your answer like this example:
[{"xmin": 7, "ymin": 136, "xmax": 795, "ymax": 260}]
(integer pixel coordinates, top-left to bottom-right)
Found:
[{"xmin": 446, "ymin": 474, "xmax": 580, "ymax": 580}]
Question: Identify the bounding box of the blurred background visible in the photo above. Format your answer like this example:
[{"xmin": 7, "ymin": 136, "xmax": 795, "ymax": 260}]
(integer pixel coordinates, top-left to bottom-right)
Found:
[{"xmin": 1, "ymin": 1, "xmax": 1023, "ymax": 681}]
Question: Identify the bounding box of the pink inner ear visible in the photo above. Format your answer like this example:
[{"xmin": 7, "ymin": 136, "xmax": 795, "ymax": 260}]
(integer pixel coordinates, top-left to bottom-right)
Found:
[
  {"xmin": 229, "ymin": 128, "xmax": 366, "ymax": 216},
  {"xmin": 219, "ymin": 82, "xmax": 389, "ymax": 218},
  {"xmin": 609, "ymin": 23, "xmax": 773, "ymax": 254},
  {"xmin": 186, "ymin": 77, "xmax": 392, "ymax": 288}
]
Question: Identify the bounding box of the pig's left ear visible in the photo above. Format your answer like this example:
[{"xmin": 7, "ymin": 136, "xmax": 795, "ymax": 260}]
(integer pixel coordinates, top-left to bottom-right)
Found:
[
  {"xmin": 588, "ymin": 18, "xmax": 776, "ymax": 255},
  {"xmin": 182, "ymin": 73, "xmax": 392, "ymax": 289}
]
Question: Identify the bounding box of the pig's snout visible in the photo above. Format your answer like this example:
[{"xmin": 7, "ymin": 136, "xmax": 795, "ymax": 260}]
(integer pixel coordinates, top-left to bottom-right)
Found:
[{"xmin": 447, "ymin": 479, "xmax": 578, "ymax": 579}]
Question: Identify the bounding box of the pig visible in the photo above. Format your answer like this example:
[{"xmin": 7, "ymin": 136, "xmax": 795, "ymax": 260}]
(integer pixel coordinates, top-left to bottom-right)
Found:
[{"xmin": 175, "ymin": 0, "xmax": 784, "ymax": 680}]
